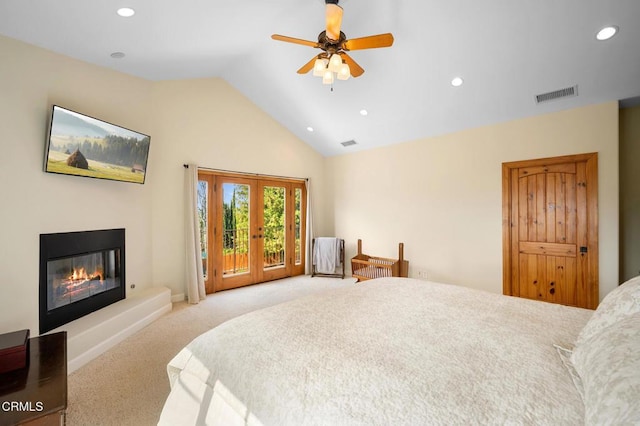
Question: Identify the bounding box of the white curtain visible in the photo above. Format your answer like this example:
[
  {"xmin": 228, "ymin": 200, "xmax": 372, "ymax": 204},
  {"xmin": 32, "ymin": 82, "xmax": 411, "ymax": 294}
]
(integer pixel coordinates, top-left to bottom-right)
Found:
[
  {"xmin": 305, "ymin": 179, "xmax": 314, "ymax": 275},
  {"xmin": 185, "ymin": 164, "xmax": 206, "ymax": 304}
]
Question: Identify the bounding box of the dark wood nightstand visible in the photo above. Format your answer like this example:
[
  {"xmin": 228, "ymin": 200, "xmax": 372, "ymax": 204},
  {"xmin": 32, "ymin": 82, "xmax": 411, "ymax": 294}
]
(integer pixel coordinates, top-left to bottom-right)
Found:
[{"xmin": 0, "ymin": 332, "xmax": 67, "ymax": 425}]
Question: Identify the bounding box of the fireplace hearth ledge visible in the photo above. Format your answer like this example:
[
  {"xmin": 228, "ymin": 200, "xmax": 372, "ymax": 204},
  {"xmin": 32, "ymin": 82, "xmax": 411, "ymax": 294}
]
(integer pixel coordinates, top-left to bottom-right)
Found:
[{"xmin": 47, "ymin": 286, "xmax": 171, "ymax": 374}]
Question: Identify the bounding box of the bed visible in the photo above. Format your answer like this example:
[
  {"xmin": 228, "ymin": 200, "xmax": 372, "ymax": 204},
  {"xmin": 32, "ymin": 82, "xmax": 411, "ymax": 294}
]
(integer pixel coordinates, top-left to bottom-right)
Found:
[{"xmin": 158, "ymin": 276, "xmax": 640, "ymax": 426}]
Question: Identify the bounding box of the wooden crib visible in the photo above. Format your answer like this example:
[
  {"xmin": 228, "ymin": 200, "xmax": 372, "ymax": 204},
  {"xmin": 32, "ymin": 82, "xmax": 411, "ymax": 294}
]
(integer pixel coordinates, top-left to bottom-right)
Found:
[{"xmin": 351, "ymin": 239, "xmax": 409, "ymax": 282}]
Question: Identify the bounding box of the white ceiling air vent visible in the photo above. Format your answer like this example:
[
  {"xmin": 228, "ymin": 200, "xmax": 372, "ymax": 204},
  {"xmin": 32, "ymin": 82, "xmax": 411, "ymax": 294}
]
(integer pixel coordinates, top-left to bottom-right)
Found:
[
  {"xmin": 340, "ymin": 140, "xmax": 357, "ymax": 147},
  {"xmin": 535, "ymin": 85, "xmax": 578, "ymax": 104}
]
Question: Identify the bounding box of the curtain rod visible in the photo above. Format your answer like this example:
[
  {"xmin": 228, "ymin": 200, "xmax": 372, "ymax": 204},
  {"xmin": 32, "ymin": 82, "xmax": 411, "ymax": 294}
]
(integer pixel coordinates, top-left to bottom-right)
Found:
[{"xmin": 183, "ymin": 164, "xmax": 308, "ymax": 182}]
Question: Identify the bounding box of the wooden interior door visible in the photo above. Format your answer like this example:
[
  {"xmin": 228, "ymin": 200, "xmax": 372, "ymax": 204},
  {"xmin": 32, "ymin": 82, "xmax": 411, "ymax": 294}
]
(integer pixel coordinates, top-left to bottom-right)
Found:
[{"xmin": 502, "ymin": 153, "xmax": 599, "ymax": 309}]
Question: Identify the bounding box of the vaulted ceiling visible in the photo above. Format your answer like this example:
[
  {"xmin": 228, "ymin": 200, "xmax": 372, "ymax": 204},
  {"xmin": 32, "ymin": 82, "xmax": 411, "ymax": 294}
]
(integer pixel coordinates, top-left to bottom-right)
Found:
[{"xmin": 1, "ymin": 0, "xmax": 639, "ymax": 156}]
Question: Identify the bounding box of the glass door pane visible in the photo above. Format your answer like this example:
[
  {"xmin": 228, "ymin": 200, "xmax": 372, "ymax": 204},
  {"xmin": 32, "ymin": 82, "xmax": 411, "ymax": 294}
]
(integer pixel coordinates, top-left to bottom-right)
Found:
[
  {"xmin": 262, "ymin": 185, "xmax": 286, "ymax": 270},
  {"xmin": 258, "ymin": 182, "xmax": 289, "ymax": 282},
  {"xmin": 222, "ymin": 182, "xmax": 251, "ymax": 276},
  {"xmin": 294, "ymin": 187, "xmax": 302, "ymax": 266},
  {"xmin": 214, "ymin": 177, "xmax": 258, "ymax": 292},
  {"xmin": 290, "ymin": 182, "xmax": 306, "ymax": 276},
  {"xmin": 197, "ymin": 180, "xmax": 208, "ymax": 279}
]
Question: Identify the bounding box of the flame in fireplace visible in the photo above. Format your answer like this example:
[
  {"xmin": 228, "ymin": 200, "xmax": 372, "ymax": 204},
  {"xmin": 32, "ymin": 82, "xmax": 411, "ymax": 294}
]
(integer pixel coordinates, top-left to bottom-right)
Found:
[
  {"xmin": 71, "ymin": 267, "xmax": 87, "ymax": 281},
  {"xmin": 68, "ymin": 267, "xmax": 103, "ymax": 283}
]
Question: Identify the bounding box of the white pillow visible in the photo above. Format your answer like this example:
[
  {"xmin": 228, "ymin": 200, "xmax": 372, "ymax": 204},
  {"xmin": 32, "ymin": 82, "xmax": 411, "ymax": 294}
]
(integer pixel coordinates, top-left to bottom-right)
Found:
[
  {"xmin": 570, "ymin": 313, "xmax": 640, "ymax": 425},
  {"xmin": 573, "ymin": 275, "xmax": 640, "ymax": 348}
]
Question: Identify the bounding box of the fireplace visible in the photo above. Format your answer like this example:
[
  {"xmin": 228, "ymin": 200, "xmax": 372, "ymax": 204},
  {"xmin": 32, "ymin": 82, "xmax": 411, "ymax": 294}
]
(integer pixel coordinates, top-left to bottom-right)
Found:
[{"xmin": 39, "ymin": 229, "xmax": 125, "ymax": 333}]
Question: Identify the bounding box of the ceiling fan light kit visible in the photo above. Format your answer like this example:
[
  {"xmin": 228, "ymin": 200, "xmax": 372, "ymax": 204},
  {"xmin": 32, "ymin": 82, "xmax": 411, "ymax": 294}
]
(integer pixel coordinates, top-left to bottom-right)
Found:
[
  {"xmin": 322, "ymin": 69, "xmax": 334, "ymax": 85},
  {"xmin": 337, "ymin": 62, "xmax": 351, "ymax": 81},
  {"xmin": 328, "ymin": 53, "xmax": 343, "ymax": 72},
  {"xmin": 313, "ymin": 58, "xmax": 329, "ymax": 76},
  {"xmin": 271, "ymin": 0, "xmax": 394, "ymax": 87}
]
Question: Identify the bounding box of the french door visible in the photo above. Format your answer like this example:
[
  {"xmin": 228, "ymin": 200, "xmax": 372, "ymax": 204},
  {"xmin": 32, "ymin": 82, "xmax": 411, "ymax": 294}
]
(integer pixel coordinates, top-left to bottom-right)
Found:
[{"xmin": 198, "ymin": 171, "xmax": 306, "ymax": 293}]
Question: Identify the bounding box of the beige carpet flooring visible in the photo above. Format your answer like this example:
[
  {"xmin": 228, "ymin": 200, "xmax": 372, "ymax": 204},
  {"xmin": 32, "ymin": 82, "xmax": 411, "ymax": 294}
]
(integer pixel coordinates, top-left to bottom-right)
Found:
[{"xmin": 66, "ymin": 275, "xmax": 356, "ymax": 425}]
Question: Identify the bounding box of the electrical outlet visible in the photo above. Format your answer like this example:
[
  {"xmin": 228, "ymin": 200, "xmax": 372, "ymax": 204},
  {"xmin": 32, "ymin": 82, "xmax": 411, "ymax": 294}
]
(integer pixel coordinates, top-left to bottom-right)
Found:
[{"xmin": 417, "ymin": 270, "xmax": 428, "ymax": 280}]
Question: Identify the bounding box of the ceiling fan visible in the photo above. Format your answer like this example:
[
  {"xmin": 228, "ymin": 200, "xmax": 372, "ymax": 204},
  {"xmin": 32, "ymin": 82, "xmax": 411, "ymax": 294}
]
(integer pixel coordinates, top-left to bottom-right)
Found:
[{"xmin": 271, "ymin": 0, "xmax": 394, "ymax": 83}]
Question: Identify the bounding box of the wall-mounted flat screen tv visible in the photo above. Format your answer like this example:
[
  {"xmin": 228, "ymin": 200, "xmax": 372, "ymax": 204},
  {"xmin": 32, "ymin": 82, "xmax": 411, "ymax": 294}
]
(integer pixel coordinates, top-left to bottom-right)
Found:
[{"xmin": 44, "ymin": 105, "xmax": 151, "ymax": 184}]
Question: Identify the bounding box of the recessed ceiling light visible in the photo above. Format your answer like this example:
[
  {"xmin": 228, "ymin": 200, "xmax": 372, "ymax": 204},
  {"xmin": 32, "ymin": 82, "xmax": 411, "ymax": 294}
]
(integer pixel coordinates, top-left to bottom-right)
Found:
[
  {"xmin": 117, "ymin": 7, "xmax": 135, "ymax": 17},
  {"xmin": 359, "ymin": 109, "xmax": 368, "ymax": 116},
  {"xmin": 110, "ymin": 52, "xmax": 126, "ymax": 59},
  {"xmin": 306, "ymin": 127, "xmax": 314, "ymax": 132},
  {"xmin": 596, "ymin": 26, "xmax": 618, "ymax": 41},
  {"xmin": 451, "ymin": 77, "xmax": 464, "ymax": 87}
]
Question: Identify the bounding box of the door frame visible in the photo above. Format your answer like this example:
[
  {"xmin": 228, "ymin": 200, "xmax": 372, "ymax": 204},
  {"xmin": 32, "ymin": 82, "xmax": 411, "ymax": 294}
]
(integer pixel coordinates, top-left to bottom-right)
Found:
[
  {"xmin": 502, "ymin": 152, "xmax": 599, "ymax": 308},
  {"xmin": 198, "ymin": 170, "xmax": 307, "ymax": 293}
]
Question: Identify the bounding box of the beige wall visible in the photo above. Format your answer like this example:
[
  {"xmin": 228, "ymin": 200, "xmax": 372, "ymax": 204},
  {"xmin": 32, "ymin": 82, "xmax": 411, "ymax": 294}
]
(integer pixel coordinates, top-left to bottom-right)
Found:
[
  {"xmin": 148, "ymin": 79, "xmax": 327, "ymax": 295},
  {"xmin": 326, "ymin": 102, "xmax": 619, "ymax": 300},
  {"xmin": 0, "ymin": 32, "xmax": 622, "ymax": 335},
  {"xmin": 620, "ymin": 105, "xmax": 640, "ymax": 282},
  {"xmin": 0, "ymin": 36, "xmax": 154, "ymax": 333},
  {"xmin": 0, "ymin": 35, "xmax": 325, "ymax": 333}
]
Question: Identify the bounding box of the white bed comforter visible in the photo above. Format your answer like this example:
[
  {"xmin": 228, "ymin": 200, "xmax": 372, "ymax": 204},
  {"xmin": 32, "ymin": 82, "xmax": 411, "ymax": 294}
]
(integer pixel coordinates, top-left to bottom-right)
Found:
[{"xmin": 159, "ymin": 278, "xmax": 592, "ymax": 425}]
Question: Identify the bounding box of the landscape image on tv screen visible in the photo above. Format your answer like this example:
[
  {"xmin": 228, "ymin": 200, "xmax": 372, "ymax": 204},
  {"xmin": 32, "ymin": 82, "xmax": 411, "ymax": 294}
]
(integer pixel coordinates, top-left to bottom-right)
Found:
[{"xmin": 45, "ymin": 105, "xmax": 151, "ymax": 184}]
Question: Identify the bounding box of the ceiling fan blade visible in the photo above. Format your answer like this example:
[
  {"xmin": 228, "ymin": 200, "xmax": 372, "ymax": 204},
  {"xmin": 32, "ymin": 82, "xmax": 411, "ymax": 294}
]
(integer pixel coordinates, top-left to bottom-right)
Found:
[
  {"xmin": 325, "ymin": 3, "xmax": 343, "ymax": 41},
  {"xmin": 271, "ymin": 34, "xmax": 319, "ymax": 48},
  {"xmin": 343, "ymin": 33, "xmax": 394, "ymax": 51},
  {"xmin": 297, "ymin": 56, "xmax": 318, "ymax": 74},
  {"xmin": 340, "ymin": 52, "xmax": 364, "ymax": 77}
]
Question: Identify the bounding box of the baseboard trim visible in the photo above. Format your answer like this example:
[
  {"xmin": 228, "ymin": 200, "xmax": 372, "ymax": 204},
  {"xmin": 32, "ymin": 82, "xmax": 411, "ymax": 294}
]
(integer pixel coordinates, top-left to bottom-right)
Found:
[
  {"xmin": 49, "ymin": 287, "xmax": 172, "ymax": 374},
  {"xmin": 171, "ymin": 293, "xmax": 186, "ymax": 303}
]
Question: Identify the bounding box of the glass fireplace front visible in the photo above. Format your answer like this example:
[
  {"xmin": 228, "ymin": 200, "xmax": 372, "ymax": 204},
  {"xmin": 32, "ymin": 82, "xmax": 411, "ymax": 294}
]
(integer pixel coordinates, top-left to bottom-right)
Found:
[
  {"xmin": 47, "ymin": 249, "xmax": 121, "ymax": 311},
  {"xmin": 39, "ymin": 228, "xmax": 126, "ymax": 333}
]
